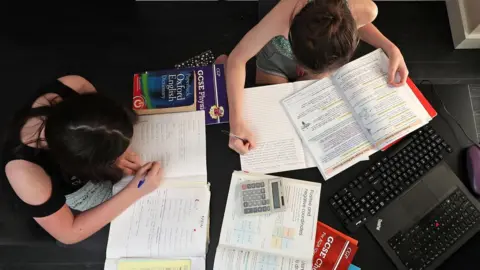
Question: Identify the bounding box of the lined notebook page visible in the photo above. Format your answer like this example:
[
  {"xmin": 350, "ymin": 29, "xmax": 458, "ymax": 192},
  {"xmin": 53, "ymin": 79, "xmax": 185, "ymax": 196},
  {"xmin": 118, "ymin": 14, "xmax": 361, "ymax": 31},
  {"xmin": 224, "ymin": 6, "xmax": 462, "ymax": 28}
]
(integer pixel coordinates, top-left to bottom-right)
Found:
[
  {"xmin": 131, "ymin": 111, "xmax": 206, "ymax": 179},
  {"xmin": 240, "ymin": 84, "xmax": 307, "ymax": 173}
]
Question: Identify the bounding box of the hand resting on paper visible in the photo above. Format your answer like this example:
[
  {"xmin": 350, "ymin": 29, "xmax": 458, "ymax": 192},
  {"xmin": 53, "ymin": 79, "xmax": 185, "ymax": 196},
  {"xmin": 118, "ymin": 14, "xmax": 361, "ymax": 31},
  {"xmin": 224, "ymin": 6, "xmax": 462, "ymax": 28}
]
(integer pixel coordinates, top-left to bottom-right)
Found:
[
  {"xmin": 228, "ymin": 120, "xmax": 257, "ymax": 155},
  {"xmin": 385, "ymin": 46, "xmax": 409, "ymax": 87},
  {"xmin": 116, "ymin": 149, "xmax": 143, "ymax": 175},
  {"xmin": 127, "ymin": 162, "xmax": 164, "ymax": 196}
]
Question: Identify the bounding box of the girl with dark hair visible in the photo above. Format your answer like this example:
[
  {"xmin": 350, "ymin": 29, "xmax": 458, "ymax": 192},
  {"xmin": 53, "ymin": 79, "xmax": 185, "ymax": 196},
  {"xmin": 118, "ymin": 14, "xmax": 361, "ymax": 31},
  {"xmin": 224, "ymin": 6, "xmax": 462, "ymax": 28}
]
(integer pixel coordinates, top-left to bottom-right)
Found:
[
  {"xmin": 2, "ymin": 75, "xmax": 163, "ymax": 244},
  {"xmin": 225, "ymin": 0, "xmax": 408, "ymax": 154}
]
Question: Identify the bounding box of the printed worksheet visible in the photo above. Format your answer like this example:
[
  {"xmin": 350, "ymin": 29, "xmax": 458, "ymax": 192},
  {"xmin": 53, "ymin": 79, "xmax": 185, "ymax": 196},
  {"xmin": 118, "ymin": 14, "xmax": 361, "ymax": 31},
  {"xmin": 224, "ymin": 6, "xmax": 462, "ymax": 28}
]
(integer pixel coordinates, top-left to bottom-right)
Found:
[
  {"xmin": 213, "ymin": 247, "xmax": 311, "ymax": 270},
  {"xmin": 106, "ymin": 186, "xmax": 210, "ymax": 259},
  {"xmin": 216, "ymin": 172, "xmax": 321, "ymax": 263}
]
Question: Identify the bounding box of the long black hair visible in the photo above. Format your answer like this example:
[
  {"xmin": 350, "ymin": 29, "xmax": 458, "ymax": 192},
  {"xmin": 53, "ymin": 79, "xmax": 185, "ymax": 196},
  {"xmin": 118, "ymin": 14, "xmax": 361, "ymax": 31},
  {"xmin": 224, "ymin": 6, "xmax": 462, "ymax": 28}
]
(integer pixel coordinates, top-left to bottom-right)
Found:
[{"xmin": 40, "ymin": 94, "xmax": 137, "ymax": 183}]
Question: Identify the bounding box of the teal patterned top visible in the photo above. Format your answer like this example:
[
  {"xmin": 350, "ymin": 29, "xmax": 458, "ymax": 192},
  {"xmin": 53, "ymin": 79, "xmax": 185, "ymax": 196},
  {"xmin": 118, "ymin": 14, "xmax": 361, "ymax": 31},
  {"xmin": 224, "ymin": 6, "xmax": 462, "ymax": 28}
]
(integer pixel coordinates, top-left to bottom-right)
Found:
[{"xmin": 270, "ymin": 0, "xmax": 349, "ymax": 60}]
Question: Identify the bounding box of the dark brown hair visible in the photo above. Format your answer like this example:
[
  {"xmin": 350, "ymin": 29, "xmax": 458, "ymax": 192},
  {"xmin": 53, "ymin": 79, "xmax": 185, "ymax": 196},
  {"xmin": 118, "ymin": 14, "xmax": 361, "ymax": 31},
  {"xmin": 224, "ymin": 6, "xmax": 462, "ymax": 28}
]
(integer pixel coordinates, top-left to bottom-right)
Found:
[{"xmin": 290, "ymin": 0, "xmax": 359, "ymax": 74}]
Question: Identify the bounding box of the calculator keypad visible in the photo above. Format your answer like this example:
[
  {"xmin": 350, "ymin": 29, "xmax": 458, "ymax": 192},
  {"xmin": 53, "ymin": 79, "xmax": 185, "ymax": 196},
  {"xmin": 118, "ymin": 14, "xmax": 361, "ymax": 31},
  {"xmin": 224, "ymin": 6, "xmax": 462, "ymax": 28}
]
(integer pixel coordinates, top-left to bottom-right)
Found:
[{"xmin": 242, "ymin": 181, "xmax": 271, "ymax": 214}]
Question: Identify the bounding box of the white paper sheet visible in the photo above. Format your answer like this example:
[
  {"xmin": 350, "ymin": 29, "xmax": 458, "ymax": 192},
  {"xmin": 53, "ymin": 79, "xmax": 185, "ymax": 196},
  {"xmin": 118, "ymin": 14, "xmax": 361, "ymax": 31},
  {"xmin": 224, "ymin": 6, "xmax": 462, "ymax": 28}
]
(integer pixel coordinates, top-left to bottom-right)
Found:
[
  {"xmin": 107, "ymin": 186, "xmax": 210, "ymax": 260},
  {"xmin": 213, "ymin": 246, "xmax": 311, "ymax": 270},
  {"xmin": 131, "ymin": 111, "xmax": 207, "ymax": 179},
  {"xmin": 240, "ymin": 84, "xmax": 311, "ymax": 174},
  {"xmin": 215, "ymin": 171, "xmax": 321, "ymax": 265}
]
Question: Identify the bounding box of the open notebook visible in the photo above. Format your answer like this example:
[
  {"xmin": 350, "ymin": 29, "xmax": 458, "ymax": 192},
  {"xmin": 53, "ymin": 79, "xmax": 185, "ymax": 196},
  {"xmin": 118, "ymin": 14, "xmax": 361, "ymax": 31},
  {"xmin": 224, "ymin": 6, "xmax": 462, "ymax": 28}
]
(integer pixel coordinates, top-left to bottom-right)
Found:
[
  {"xmin": 104, "ymin": 111, "xmax": 210, "ymax": 270},
  {"xmin": 213, "ymin": 171, "xmax": 322, "ymax": 270},
  {"xmin": 241, "ymin": 49, "xmax": 436, "ymax": 179},
  {"xmin": 240, "ymin": 80, "xmax": 318, "ymax": 174}
]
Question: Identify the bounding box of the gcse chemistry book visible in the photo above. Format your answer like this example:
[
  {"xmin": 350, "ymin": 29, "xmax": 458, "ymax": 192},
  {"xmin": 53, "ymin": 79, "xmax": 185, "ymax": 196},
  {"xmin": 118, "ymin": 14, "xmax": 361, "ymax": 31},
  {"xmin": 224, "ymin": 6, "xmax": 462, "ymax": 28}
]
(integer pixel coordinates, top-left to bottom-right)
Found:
[
  {"xmin": 312, "ymin": 222, "xmax": 358, "ymax": 270},
  {"xmin": 133, "ymin": 64, "xmax": 228, "ymax": 125},
  {"xmin": 213, "ymin": 171, "xmax": 322, "ymax": 270},
  {"xmin": 281, "ymin": 49, "xmax": 437, "ymax": 180}
]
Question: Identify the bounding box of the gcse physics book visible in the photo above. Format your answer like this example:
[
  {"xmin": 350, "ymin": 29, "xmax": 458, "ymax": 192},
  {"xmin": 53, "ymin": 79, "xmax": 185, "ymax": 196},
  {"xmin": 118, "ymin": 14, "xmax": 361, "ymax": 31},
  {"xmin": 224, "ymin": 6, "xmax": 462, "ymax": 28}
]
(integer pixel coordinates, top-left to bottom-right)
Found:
[
  {"xmin": 133, "ymin": 64, "xmax": 228, "ymax": 125},
  {"xmin": 104, "ymin": 111, "xmax": 210, "ymax": 270},
  {"xmin": 213, "ymin": 171, "xmax": 322, "ymax": 270},
  {"xmin": 281, "ymin": 49, "xmax": 436, "ymax": 180},
  {"xmin": 312, "ymin": 222, "xmax": 358, "ymax": 270}
]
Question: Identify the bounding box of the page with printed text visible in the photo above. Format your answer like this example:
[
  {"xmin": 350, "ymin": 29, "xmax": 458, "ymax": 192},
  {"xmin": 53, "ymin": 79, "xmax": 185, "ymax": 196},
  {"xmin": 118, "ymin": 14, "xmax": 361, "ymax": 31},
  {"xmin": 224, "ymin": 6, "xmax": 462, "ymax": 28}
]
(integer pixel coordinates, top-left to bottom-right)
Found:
[
  {"xmin": 213, "ymin": 246, "xmax": 311, "ymax": 270},
  {"xmin": 216, "ymin": 172, "xmax": 321, "ymax": 262},
  {"xmin": 282, "ymin": 78, "xmax": 376, "ymax": 180},
  {"xmin": 106, "ymin": 186, "xmax": 210, "ymax": 260},
  {"xmin": 333, "ymin": 49, "xmax": 432, "ymax": 149}
]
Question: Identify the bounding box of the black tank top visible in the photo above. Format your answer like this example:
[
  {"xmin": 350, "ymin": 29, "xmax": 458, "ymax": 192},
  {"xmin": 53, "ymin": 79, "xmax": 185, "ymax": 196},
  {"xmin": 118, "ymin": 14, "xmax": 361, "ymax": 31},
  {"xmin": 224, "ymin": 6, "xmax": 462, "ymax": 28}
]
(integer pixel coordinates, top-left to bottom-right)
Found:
[{"xmin": 2, "ymin": 80, "xmax": 86, "ymax": 217}]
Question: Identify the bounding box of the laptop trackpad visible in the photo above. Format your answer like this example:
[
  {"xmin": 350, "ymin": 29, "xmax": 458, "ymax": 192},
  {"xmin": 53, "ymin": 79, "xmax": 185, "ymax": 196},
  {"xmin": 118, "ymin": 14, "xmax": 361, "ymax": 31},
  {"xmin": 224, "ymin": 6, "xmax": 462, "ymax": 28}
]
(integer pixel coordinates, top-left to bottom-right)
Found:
[{"xmin": 401, "ymin": 182, "xmax": 438, "ymax": 222}]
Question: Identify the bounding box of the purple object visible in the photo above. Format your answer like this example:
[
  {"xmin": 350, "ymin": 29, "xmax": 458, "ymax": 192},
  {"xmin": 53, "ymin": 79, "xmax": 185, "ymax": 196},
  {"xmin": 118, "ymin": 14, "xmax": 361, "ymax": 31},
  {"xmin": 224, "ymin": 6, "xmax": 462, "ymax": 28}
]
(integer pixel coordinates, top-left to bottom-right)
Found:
[
  {"xmin": 466, "ymin": 145, "xmax": 480, "ymax": 195},
  {"xmin": 137, "ymin": 178, "xmax": 146, "ymax": 188}
]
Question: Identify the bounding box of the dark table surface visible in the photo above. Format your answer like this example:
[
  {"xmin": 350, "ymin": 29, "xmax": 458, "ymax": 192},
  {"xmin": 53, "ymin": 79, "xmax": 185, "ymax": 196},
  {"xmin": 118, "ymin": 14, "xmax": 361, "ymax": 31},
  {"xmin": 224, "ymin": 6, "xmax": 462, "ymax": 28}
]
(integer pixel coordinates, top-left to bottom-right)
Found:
[
  {"xmin": 0, "ymin": 84, "xmax": 477, "ymax": 270},
  {"xmin": 75, "ymin": 84, "xmax": 480, "ymax": 269},
  {"xmin": 1, "ymin": 2, "xmax": 479, "ymax": 268},
  {"xmin": 207, "ymin": 83, "xmax": 480, "ymax": 270}
]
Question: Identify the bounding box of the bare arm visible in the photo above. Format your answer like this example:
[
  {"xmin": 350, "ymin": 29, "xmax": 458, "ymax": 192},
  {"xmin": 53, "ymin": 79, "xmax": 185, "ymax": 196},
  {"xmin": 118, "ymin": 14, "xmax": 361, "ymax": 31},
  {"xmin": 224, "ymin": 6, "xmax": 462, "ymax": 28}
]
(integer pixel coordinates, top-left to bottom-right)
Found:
[
  {"xmin": 36, "ymin": 187, "xmax": 140, "ymax": 244},
  {"xmin": 352, "ymin": 0, "xmax": 408, "ymax": 86},
  {"xmin": 58, "ymin": 75, "xmax": 96, "ymax": 94},
  {"xmin": 227, "ymin": 0, "xmax": 303, "ymax": 153},
  {"xmin": 6, "ymin": 161, "xmax": 162, "ymax": 244}
]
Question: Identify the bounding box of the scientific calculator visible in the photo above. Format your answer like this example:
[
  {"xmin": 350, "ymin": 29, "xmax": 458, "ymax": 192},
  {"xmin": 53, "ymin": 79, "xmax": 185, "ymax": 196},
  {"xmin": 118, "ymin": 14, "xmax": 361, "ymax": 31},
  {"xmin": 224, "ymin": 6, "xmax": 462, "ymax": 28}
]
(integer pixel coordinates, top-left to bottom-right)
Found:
[{"xmin": 239, "ymin": 178, "xmax": 287, "ymax": 216}]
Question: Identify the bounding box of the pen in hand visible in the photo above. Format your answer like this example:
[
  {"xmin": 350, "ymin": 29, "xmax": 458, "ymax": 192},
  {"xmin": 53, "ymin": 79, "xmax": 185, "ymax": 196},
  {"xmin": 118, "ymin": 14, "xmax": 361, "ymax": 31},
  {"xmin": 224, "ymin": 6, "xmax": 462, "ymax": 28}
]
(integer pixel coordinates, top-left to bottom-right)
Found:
[
  {"xmin": 221, "ymin": 130, "xmax": 249, "ymax": 144},
  {"xmin": 137, "ymin": 178, "xmax": 146, "ymax": 188}
]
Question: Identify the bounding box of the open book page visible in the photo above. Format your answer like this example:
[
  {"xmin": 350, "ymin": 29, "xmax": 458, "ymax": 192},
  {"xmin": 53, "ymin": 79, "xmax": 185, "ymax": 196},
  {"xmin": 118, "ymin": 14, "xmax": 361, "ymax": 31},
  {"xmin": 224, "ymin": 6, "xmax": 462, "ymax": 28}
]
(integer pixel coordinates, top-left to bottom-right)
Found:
[
  {"xmin": 131, "ymin": 111, "xmax": 207, "ymax": 180},
  {"xmin": 240, "ymin": 84, "xmax": 309, "ymax": 173},
  {"xmin": 217, "ymin": 172, "xmax": 321, "ymax": 261},
  {"xmin": 333, "ymin": 49, "xmax": 432, "ymax": 149},
  {"xmin": 113, "ymin": 175, "xmax": 208, "ymax": 195},
  {"xmin": 106, "ymin": 186, "xmax": 210, "ymax": 260},
  {"xmin": 292, "ymin": 80, "xmax": 319, "ymax": 168},
  {"xmin": 105, "ymin": 257, "xmax": 205, "ymax": 270},
  {"xmin": 282, "ymin": 78, "xmax": 376, "ymax": 180},
  {"xmin": 213, "ymin": 246, "xmax": 311, "ymax": 270}
]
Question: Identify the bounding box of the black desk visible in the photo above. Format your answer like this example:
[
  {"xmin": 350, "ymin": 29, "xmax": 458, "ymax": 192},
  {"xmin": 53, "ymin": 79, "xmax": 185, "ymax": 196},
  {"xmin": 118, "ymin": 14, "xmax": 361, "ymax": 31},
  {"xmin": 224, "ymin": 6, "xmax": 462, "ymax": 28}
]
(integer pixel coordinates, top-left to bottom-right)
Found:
[
  {"xmin": 0, "ymin": 84, "xmax": 477, "ymax": 270},
  {"xmin": 205, "ymin": 83, "xmax": 479, "ymax": 270}
]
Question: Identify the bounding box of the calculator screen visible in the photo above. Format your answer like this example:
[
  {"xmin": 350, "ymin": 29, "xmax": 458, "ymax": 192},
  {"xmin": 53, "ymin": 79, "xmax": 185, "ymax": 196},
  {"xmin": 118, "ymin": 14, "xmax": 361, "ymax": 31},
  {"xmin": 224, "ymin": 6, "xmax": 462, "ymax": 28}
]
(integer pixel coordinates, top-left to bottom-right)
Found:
[{"xmin": 271, "ymin": 182, "xmax": 281, "ymax": 209}]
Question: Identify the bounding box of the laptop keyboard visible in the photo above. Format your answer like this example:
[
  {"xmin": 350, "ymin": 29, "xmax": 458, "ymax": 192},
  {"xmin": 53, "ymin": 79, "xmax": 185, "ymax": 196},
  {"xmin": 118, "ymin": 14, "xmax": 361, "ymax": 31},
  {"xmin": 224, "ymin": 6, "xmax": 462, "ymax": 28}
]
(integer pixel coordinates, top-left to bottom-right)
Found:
[
  {"xmin": 329, "ymin": 125, "xmax": 452, "ymax": 232},
  {"xmin": 388, "ymin": 188, "xmax": 480, "ymax": 270}
]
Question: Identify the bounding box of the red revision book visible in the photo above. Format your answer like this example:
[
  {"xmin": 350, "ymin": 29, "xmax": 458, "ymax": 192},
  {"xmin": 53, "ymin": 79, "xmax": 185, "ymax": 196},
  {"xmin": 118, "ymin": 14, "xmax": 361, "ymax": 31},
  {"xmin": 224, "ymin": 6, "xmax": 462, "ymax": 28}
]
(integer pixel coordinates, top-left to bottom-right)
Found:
[{"xmin": 312, "ymin": 222, "xmax": 358, "ymax": 270}]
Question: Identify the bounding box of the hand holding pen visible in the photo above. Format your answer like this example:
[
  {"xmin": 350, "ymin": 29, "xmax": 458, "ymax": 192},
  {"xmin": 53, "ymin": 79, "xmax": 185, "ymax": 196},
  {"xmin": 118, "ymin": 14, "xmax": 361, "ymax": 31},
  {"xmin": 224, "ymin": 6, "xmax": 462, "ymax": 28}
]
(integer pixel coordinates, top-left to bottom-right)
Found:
[
  {"xmin": 129, "ymin": 161, "xmax": 164, "ymax": 196},
  {"xmin": 224, "ymin": 121, "xmax": 256, "ymax": 155}
]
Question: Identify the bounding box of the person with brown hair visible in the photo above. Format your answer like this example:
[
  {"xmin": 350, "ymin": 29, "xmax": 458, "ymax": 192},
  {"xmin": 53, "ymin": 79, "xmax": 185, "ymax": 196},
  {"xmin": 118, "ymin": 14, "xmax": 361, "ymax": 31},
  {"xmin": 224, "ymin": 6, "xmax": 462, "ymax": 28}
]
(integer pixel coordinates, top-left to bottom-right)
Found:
[{"xmin": 226, "ymin": 0, "xmax": 408, "ymax": 154}]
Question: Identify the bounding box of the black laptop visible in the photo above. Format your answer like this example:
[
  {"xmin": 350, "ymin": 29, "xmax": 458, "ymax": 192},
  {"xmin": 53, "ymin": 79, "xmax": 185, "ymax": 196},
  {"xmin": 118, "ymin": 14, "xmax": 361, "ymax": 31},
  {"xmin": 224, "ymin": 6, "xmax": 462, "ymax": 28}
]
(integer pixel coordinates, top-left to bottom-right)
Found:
[{"xmin": 366, "ymin": 162, "xmax": 480, "ymax": 270}]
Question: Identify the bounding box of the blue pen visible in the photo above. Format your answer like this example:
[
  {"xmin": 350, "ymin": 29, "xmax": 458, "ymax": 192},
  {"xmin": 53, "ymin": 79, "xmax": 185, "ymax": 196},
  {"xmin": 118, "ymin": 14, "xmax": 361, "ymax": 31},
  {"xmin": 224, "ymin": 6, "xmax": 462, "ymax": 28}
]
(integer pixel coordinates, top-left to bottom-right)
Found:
[{"xmin": 137, "ymin": 178, "xmax": 146, "ymax": 188}]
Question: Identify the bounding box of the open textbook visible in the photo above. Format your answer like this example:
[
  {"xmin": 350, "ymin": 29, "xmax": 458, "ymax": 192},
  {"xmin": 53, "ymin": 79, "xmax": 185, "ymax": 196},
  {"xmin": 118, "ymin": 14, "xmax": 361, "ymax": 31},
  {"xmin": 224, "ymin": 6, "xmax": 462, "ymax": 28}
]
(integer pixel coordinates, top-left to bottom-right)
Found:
[
  {"xmin": 105, "ymin": 111, "xmax": 210, "ymax": 270},
  {"xmin": 213, "ymin": 171, "xmax": 322, "ymax": 270},
  {"xmin": 241, "ymin": 49, "xmax": 436, "ymax": 179},
  {"xmin": 282, "ymin": 49, "xmax": 436, "ymax": 179}
]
